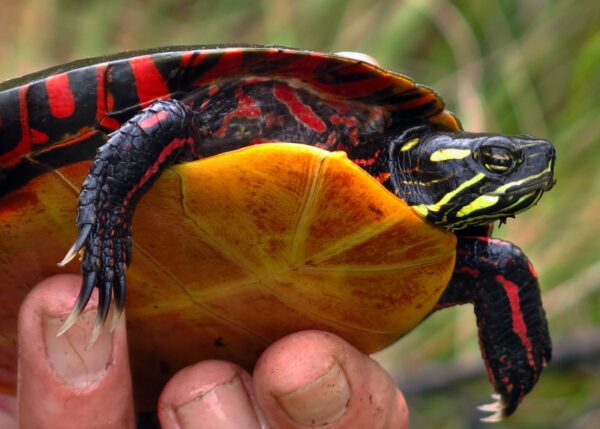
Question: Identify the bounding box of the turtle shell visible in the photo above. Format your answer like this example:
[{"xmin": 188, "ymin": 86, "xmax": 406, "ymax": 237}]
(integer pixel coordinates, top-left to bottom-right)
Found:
[{"xmin": 0, "ymin": 142, "xmax": 456, "ymax": 407}]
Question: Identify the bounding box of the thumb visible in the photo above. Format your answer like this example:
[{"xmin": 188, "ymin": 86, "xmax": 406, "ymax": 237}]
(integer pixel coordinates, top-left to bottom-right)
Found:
[
  {"xmin": 17, "ymin": 275, "xmax": 135, "ymax": 428},
  {"xmin": 252, "ymin": 330, "xmax": 408, "ymax": 429}
]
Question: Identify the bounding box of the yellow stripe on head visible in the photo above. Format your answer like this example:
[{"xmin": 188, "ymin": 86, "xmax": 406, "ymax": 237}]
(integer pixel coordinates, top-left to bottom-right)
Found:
[
  {"xmin": 456, "ymin": 194, "xmax": 499, "ymax": 217},
  {"xmin": 429, "ymin": 148, "xmax": 472, "ymax": 162},
  {"xmin": 411, "ymin": 204, "xmax": 429, "ymax": 218},
  {"xmin": 400, "ymin": 137, "xmax": 420, "ymax": 151},
  {"xmin": 417, "ymin": 173, "xmax": 485, "ymax": 214},
  {"xmin": 493, "ymin": 165, "xmax": 553, "ymax": 193}
]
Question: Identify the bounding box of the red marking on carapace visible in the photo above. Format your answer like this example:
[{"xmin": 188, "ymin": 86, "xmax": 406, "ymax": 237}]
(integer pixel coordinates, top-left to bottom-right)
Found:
[
  {"xmin": 31, "ymin": 129, "xmax": 49, "ymax": 144},
  {"xmin": 353, "ymin": 150, "xmax": 381, "ymax": 167},
  {"xmin": 395, "ymin": 92, "xmax": 435, "ymax": 110},
  {"xmin": 124, "ymin": 136, "xmax": 193, "ymax": 205},
  {"xmin": 276, "ymin": 55, "xmax": 322, "ymax": 78},
  {"xmin": 212, "ymin": 91, "xmax": 261, "ymax": 138},
  {"xmin": 139, "ymin": 110, "xmax": 170, "ymax": 130},
  {"xmin": 191, "ymin": 50, "xmax": 244, "ymax": 86},
  {"xmin": 459, "ymin": 266, "xmax": 480, "ymax": 278},
  {"xmin": 191, "ymin": 51, "xmax": 210, "ymax": 67},
  {"xmin": 95, "ymin": 63, "xmax": 109, "ymax": 119},
  {"xmin": 107, "ymin": 93, "xmax": 115, "ymax": 112},
  {"xmin": 95, "ymin": 64, "xmax": 123, "ymax": 131},
  {"xmin": 45, "ymin": 73, "xmax": 75, "ymax": 119},
  {"xmin": 0, "ymin": 85, "xmax": 31, "ymax": 167},
  {"xmin": 180, "ymin": 51, "xmax": 194, "ymax": 68},
  {"xmin": 273, "ymin": 84, "xmax": 326, "ymax": 133},
  {"xmin": 129, "ymin": 56, "xmax": 170, "ymax": 108},
  {"xmin": 496, "ymin": 274, "xmax": 534, "ymax": 356}
]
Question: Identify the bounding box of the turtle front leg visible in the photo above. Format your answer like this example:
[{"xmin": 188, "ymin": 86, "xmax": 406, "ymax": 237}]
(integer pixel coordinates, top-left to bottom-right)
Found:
[
  {"xmin": 437, "ymin": 236, "xmax": 552, "ymax": 421},
  {"xmin": 58, "ymin": 99, "xmax": 198, "ymax": 344}
]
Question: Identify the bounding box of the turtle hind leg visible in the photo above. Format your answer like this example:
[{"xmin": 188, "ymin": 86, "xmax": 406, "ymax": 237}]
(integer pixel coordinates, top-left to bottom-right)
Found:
[
  {"xmin": 437, "ymin": 236, "xmax": 552, "ymax": 420},
  {"xmin": 58, "ymin": 99, "xmax": 196, "ymax": 342}
]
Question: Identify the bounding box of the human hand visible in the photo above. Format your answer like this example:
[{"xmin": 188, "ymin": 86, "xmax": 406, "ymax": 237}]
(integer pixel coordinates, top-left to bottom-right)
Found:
[{"xmin": 2, "ymin": 275, "xmax": 408, "ymax": 428}]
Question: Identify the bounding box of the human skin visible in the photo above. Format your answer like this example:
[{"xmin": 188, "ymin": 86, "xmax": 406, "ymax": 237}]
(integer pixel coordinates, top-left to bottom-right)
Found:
[{"xmin": 1, "ymin": 275, "xmax": 409, "ymax": 428}]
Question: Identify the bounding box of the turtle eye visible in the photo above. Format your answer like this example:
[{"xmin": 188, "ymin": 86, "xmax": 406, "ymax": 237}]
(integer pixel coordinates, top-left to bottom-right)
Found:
[{"xmin": 478, "ymin": 144, "xmax": 516, "ymax": 174}]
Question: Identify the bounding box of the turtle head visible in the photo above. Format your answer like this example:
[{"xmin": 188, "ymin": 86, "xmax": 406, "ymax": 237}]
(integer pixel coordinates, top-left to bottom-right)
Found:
[{"xmin": 388, "ymin": 128, "xmax": 556, "ymax": 230}]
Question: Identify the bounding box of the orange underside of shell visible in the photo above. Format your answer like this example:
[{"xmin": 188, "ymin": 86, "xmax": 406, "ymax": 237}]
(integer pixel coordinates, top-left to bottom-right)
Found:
[{"xmin": 0, "ymin": 143, "xmax": 456, "ymax": 408}]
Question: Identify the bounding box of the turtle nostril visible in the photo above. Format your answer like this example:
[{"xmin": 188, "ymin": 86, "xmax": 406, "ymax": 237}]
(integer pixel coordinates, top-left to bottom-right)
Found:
[{"xmin": 544, "ymin": 142, "xmax": 556, "ymax": 161}]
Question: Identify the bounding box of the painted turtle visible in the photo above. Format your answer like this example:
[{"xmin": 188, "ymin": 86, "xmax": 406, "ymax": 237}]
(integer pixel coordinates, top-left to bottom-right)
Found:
[{"xmin": 0, "ymin": 46, "xmax": 555, "ymax": 420}]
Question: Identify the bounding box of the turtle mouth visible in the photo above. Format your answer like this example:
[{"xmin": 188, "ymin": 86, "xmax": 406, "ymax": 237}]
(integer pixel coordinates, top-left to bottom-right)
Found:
[
  {"xmin": 492, "ymin": 171, "xmax": 555, "ymax": 212},
  {"xmin": 490, "ymin": 172, "xmax": 556, "ymax": 198},
  {"xmin": 446, "ymin": 171, "xmax": 555, "ymax": 230}
]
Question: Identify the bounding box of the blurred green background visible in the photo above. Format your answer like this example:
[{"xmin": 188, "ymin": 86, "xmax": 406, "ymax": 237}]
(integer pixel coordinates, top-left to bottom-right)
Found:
[{"xmin": 1, "ymin": 0, "xmax": 598, "ymax": 427}]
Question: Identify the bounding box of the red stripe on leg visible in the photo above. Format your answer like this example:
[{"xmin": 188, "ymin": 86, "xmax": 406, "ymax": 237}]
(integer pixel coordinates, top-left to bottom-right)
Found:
[
  {"xmin": 496, "ymin": 274, "xmax": 534, "ymax": 361},
  {"xmin": 139, "ymin": 110, "xmax": 170, "ymax": 130},
  {"xmin": 124, "ymin": 137, "xmax": 193, "ymax": 205}
]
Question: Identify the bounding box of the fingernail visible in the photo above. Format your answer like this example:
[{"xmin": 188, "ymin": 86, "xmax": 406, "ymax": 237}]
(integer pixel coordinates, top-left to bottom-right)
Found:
[
  {"xmin": 176, "ymin": 375, "xmax": 260, "ymax": 429},
  {"xmin": 276, "ymin": 360, "xmax": 350, "ymax": 426},
  {"xmin": 44, "ymin": 309, "xmax": 113, "ymax": 388}
]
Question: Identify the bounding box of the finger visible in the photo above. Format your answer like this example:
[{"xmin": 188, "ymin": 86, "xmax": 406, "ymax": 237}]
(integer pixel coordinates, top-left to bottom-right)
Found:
[
  {"xmin": 17, "ymin": 275, "xmax": 134, "ymax": 428},
  {"xmin": 253, "ymin": 330, "xmax": 409, "ymax": 429},
  {"xmin": 158, "ymin": 360, "xmax": 268, "ymax": 429}
]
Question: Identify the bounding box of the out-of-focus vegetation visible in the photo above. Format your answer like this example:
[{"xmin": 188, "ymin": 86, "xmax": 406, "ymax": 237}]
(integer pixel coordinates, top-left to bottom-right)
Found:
[{"xmin": 1, "ymin": 0, "xmax": 598, "ymax": 427}]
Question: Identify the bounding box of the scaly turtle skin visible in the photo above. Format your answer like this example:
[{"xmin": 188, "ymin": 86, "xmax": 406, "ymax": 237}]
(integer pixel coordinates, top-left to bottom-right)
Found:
[{"xmin": 0, "ymin": 45, "xmax": 555, "ymax": 419}]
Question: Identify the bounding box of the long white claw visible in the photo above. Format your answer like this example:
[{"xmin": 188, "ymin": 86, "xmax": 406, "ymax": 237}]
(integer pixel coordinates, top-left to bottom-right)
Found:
[
  {"xmin": 57, "ymin": 244, "xmax": 80, "ymax": 267},
  {"xmin": 56, "ymin": 271, "xmax": 97, "ymax": 337},
  {"xmin": 57, "ymin": 224, "xmax": 92, "ymax": 267},
  {"xmin": 109, "ymin": 306, "xmax": 124, "ymax": 333},
  {"xmin": 85, "ymin": 319, "xmax": 104, "ymax": 350},
  {"xmin": 479, "ymin": 394, "xmax": 505, "ymax": 423},
  {"xmin": 478, "ymin": 401, "xmax": 503, "ymax": 413},
  {"xmin": 56, "ymin": 305, "xmax": 84, "ymax": 337},
  {"xmin": 480, "ymin": 410, "xmax": 504, "ymax": 423}
]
